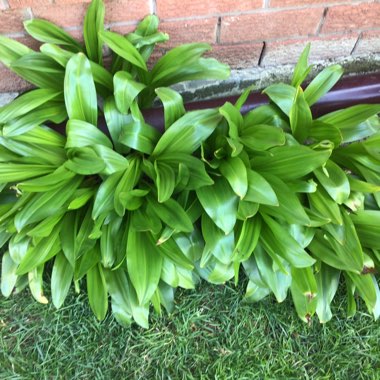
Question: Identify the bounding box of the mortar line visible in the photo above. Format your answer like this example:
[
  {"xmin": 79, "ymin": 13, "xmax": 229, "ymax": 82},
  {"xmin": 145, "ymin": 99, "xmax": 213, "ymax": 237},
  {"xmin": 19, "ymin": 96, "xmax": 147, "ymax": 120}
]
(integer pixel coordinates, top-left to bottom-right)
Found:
[
  {"xmin": 216, "ymin": 17, "xmax": 222, "ymax": 44},
  {"xmin": 351, "ymin": 32, "xmax": 362, "ymax": 55},
  {"xmin": 150, "ymin": 0, "xmax": 157, "ymax": 15},
  {"xmin": 258, "ymin": 41, "xmax": 266, "ymax": 66},
  {"xmin": 316, "ymin": 7, "xmax": 329, "ymax": 35}
]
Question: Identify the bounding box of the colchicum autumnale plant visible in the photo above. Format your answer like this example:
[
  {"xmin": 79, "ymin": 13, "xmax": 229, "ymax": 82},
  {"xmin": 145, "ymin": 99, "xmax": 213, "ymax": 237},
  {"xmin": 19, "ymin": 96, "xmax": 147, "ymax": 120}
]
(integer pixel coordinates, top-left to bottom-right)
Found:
[{"xmin": 1, "ymin": 0, "xmax": 380, "ymax": 327}]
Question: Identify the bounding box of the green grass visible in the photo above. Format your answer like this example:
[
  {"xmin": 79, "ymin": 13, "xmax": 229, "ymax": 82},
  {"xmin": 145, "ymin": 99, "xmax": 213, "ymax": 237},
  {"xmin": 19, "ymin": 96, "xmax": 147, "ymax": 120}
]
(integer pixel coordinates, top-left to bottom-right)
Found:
[{"xmin": 1, "ymin": 281, "xmax": 380, "ymax": 380}]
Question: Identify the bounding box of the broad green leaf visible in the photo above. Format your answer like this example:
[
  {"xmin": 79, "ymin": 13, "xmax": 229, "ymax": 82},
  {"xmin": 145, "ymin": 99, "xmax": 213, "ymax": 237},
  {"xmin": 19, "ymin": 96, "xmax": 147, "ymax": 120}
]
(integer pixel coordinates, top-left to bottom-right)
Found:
[
  {"xmin": 252, "ymin": 145, "xmax": 331, "ymax": 180},
  {"xmin": 304, "ymin": 64, "xmax": 344, "ymax": 106},
  {"xmin": 66, "ymin": 119, "xmax": 112, "ymax": 148},
  {"xmin": 104, "ymin": 268, "xmax": 133, "ymax": 327},
  {"xmin": 104, "ymin": 96, "xmax": 133, "ymax": 153},
  {"xmin": 291, "ymin": 266, "xmax": 317, "ymax": 299},
  {"xmin": 316, "ymin": 264, "xmax": 340, "ymax": 323},
  {"xmin": 219, "ymin": 156, "xmax": 248, "ymax": 199},
  {"xmin": 347, "ymin": 272, "xmax": 378, "ymax": 317},
  {"xmin": 155, "ymin": 87, "xmax": 185, "ymax": 130},
  {"xmin": 245, "ymin": 279, "xmax": 271, "ymax": 303},
  {"xmin": 290, "ymin": 267, "xmax": 317, "ymax": 323},
  {"xmin": 65, "ymin": 147, "xmax": 106, "ymax": 175},
  {"xmin": 24, "ymin": 19, "xmax": 82, "ymax": 52},
  {"xmin": 240, "ymin": 124, "xmax": 285, "ymax": 151},
  {"xmin": 237, "ymin": 200, "xmax": 259, "ymax": 220},
  {"xmin": 155, "ymin": 161, "xmax": 176, "ymax": 203},
  {"xmin": 8, "ymin": 124, "xmax": 65, "ymax": 147},
  {"xmin": 245, "ymin": 169, "xmax": 278, "ymax": 206},
  {"xmin": 0, "ymin": 35, "xmax": 32, "ymax": 67},
  {"xmin": 235, "ymin": 84, "xmax": 255, "ymax": 111},
  {"xmin": 308, "ymin": 186, "xmax": 342, "ymax": 225},
  {"xmin": 2, "ymin": 101, "xmax": 67, "ymax": 137},
  {"xmin": 0, "ymin": 89, "xmax": 61, "ymax": 124},
  {"xmin": 147, "ymin": 196, "xmax": 193, "ymax": 233},
  {"xmin": 219, "ymin": 101, "xmax": 243, "ymax": 138},
  {"xmin": 254, "ymin": 244, "xmax": 291, "ymax": 302},
  {"xmin": 201, "ymin": 214, "xmax": 234, "ymax": 266},
  {"xmin": 114, "ymin": 71, "xmax": 146, "ymax": 114},
  {"xmin": 87, "ymin": 264, "xmax": 108, "ymax": 320},
  {"xmin": 131, "ymin": 206, "xmax": 162, "ymax": 234},
  {"xmin": 289, "ymin": 86, "xmax": 312, "ymax": 143},
  {"xmin": 16, "ymin": 225, "xmax": 61, "ymax": 275},
  {"xmin": 82, "ymin": 193, "xmax": 106, "ymax": 218},
  {"xmin": 92, "ymin": 170, "xmax": 124, "ymax": 219},
  {"xmin": 84, "ymin": 0, "xmax": 105, "ymax": 64},
  {"xmin": 114, "ymin": 157, "xmax": 141, "ymax": 215},
  {"xmin": 158, "ymin": 237, "xmax": 194, "ymax": 270},
  {"xmin": 28, "ymin": 265, "xmax": 48, "ymax": 304},
  {"xmin": 40, "ymin": 43, "xmax": 113, "ymax": 95},
  {"xmin": 351, "ymin": 210, "xmax": 380, "ymax": 250},
  {"xmin": 40, "ymin": 43, "xmax": 73, "ymax": 66},
  {"xmin": 291, "ymin": 43, "xmax": 312, "ymax": 87},
  {"xmin": 17, "ymin": 166, "xmax": 76, "ymax": 192},
  {"xmin": 314, "ymin": 159, "xmax": 350, "ymax": 204},
  {"xmin": 99, "ymin": 30, "xmax": 147, "ymax": 70},
  {"xmin": 0, "ymin": 164, "xmax": 55, "ymax": 183},
  {"xmin": 64, "ymin": 54, "xmax": 98, "ymax": 125},
  {"xmin": 196, "ymin": 177, "xmax": 239, "ymax": 234},
  {"xmin": 260, "ymin": 174, "xmax": 310, "ymax": 226},
  {"xmin": 309, "ymin": 120, "xmax": 343, "ymax": 147},
  {"xmin": 263, "ymin": 83, "xmax": 296, "ymax": 115},
  {"xmin": 92, "ymin": 145, "xmax": 129, "ymax": 175},
  {"xmin": 244, "ymin": 104, "xmax": 289, "ymax": 130},
  {"xmin": 309, "ymin": 222, "xmax": 363, "ymax": 273},
  {"xmin": 157, "ymin": 153, "xmax": 214, "ymax": 189},
  {"xmin": 100, "ymin": 216, "xmax": 122, "ymax": 268},
  {"xmin": 14, "ymin": 176, "xmax": 81, "ymax": 232},
  {"xmin": 261, "ymin": 214, "xmax": 315, "ymax": 268},
  {"xmin": 318, "ymin": 105, "xmax": 380, "ymax": 143},
  {"xmin": 153, "ymin": 109, "xmax": 222, "ymax": 156},
  {"xmin": 11, "ymin": 52, "xmax": 65, "ymax": 89},
  {"xmin": 233, "ymin": 217, "xmax": 261, "ymax": 261},
  {"xmin": 1, "ymin": 252, "xmax": 18, "ymax": 297},
  {"xmin": 127, "ymin": 230, "xmax": 163, "ymax": 305},
  {"xmin": 119, "ymin": 119, "xmax": 160, "ymax": 155},
  {"xmin": 51, "ymin": 252, "xmax": 73, "ymax": 308},
  {"xmin": 152, "ymin": 43, "xmax": 210, "ymax": 78},
  {"xmin": 27, "ymin": 213, "xmax": 65, "ymax": 238}
]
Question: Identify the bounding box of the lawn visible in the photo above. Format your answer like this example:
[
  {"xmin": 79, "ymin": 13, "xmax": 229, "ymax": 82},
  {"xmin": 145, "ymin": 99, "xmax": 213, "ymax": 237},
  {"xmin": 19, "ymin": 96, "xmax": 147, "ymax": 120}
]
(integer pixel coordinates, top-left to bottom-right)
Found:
[{"xmin": 1, "ymin": 281, "xmax": 379, "ymax": 380}]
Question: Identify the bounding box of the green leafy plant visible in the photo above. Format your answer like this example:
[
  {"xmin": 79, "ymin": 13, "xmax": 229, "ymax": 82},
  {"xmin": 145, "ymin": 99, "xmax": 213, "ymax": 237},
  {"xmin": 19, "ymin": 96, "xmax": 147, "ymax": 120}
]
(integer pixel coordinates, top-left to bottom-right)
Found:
[{"xmin": 1, "ymin": 0, "xmax": 380, "ymax": 327}]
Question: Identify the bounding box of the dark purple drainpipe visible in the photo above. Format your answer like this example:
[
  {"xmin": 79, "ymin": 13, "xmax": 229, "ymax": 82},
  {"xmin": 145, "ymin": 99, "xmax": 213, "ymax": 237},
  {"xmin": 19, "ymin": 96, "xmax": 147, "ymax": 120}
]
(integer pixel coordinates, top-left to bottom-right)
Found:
[{"xmin": 142, "ymin": 72, "xmax": 380, "ymax": 132}]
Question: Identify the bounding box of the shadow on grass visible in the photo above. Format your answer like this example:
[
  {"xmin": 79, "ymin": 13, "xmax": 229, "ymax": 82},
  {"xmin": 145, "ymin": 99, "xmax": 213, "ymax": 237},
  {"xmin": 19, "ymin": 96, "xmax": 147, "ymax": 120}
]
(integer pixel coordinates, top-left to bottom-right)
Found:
[{"xmin": 1, "ymin": 281, "xmax": 379, "ymax": 379}]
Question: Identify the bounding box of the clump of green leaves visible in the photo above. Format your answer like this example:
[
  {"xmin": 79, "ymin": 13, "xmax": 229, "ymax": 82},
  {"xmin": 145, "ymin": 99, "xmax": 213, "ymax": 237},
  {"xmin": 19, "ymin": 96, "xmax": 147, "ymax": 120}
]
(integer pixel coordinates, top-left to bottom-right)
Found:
[{"xmin": 1, "ymin": 1, "xmax": 380, "ymax": 327}]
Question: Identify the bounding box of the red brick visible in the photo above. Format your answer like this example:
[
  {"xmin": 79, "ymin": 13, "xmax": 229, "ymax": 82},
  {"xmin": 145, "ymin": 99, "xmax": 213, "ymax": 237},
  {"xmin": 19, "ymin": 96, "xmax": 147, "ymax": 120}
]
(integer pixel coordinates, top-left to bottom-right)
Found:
[
  {"xmin": 0, "ymin": 8, "xmax": 29, "ymax": 33},
  {"xmin": 32, "ymin": 3, "xmax": 87, "ymax": 28},
  {"xmin": 270, "ymin": 0, "xmax": 342, "ymax": 6},
  {"xmin": 205, "ymin": 42, "xmax": 263, "ymax": 69},
  {"xmin": 261, "ymin": 34, "xmax": 358, "ymax": 66},
  {"xmin": 108, "ymin": 24, "xmax": 137, "ymax": 35},
  {"xmin": 104, "ymin": 0, "xmax": 150, "ymax": 24},
  {"xmin": 54, "ymin": 0, "xmax": 91, "ymax": 4},
  {"xmin": 220, "ymin": 8, "xmax": 324, "ymax": 43},
  {"xmin": 0, "ymin": 65, "xmax": 32, "ymax": 92},
  {"xmin": 8, "ymin": 0, "xmax": 51, "ymax": 9},
  {"xmin": 322, "ymin": 3, "xmax": 380, "ymax": 34},
  {"xmin": 159, "ymin": 18, "xmax": 218, "ymax": 45},
  {"xmin": 353, "ymin": 31, "xmax": 380, "ymax": 55},
  {"xmin": 15, "ymin": 35, "xmax": 42, "ymax": 50},
  {"xmin": 157, "ymin": 0, "xmax": 262, "ymax": 19}
]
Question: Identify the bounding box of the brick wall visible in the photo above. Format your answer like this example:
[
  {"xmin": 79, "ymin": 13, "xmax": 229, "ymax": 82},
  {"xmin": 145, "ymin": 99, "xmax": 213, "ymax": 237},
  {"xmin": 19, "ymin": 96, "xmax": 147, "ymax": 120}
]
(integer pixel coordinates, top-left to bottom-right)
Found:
[{"xmin": 1, "ymin": 0, "xmax": 380, "ymax": 92}]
